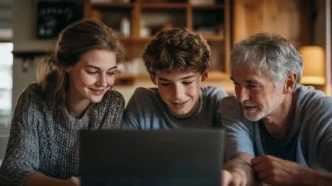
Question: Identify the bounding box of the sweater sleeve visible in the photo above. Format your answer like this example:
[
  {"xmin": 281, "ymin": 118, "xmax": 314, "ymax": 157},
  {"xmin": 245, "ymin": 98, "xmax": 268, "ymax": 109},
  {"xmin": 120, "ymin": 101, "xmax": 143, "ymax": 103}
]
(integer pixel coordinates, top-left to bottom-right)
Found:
[
  {"xmin": 0, "ymin": 86, "xmax": 41, "ymax": 186},
  {"xmin": 218, "ymin": 96, "xmax": 255, "ymax": 161},
  {"xmin": 309, "ymin": 97, "xmax": 332, "ymax": 172},
  {"xmin": 99, "ymin": 90, "xmax": 125, "ymax": 130}
]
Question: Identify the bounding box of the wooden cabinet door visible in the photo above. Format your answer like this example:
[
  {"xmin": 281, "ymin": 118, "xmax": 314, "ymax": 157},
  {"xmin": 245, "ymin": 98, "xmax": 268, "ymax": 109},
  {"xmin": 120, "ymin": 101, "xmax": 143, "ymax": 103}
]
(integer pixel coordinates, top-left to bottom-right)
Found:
[
  {"xmin": 268, "ymin": 0, "xmax": 301, "ymax": 47},
  {"xmin": 233, "ymin": 0, "xmax": 305, "ymax": 47},
  {"xmin": 233, "ymin": 0, "xmax": 267, "ymax": 43}
]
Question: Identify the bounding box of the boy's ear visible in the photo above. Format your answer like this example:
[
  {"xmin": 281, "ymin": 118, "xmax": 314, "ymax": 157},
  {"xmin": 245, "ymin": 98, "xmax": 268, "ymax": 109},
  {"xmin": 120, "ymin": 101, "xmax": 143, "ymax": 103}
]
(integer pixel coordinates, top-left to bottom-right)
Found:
[
  {"xmin": 201, "ymin": 64, "xmax": 210, "ymax": 81},
  {"xmin": 64, "ymin": 66, "xmax": 71, "ymax": 73},
  {"xmin": 150, "ymin": 74, "xmax": 157, "ymax": 85}
]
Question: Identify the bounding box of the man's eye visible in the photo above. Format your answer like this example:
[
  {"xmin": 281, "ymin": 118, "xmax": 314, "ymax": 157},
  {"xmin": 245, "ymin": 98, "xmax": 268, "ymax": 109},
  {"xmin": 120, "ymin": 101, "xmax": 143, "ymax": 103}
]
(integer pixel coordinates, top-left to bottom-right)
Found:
[
  {"xmin": 248, "ymin": 85, "xmax": 260, "ymax": 89},
  {"xmin": 160, "ymin": 83, "xmax": 171, "ymax": 86}
]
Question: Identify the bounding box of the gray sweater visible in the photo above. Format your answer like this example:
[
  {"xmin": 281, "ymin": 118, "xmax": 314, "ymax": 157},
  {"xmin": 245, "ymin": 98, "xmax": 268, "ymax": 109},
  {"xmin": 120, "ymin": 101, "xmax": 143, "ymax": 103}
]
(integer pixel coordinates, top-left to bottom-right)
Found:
[
  {"xmin": 0, "ymin": 83, "xmax": 125, "ymax": 186},
  {"xmin": 121, "ymin": 86, "xmax": 228, "ymax": 129}
]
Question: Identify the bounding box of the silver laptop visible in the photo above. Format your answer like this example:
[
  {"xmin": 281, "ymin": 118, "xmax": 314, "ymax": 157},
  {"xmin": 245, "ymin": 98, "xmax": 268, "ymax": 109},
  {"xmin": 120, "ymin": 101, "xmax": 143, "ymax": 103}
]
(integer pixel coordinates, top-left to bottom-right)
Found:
[{"xmin": 79, "ymin": 129, "xmax": 225, "ymax": 186}]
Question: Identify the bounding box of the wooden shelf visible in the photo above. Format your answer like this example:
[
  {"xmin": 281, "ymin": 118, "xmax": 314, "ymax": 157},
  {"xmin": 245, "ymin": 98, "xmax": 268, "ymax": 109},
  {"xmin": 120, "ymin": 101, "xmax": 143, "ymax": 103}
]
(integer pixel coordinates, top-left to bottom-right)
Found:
[
  {"xmin": 117, "ymin": 71, "xmax": 229, "ymax": 81},
  {"xmin": 191, "ymin": 4, "xmax": 224, "ymax": 9},
  {"xmin": 203, "ymin": 35, "xmax": 224, "ymax": 41},
  {"xmin": 118, "ymin": 35, "xmax": 223, "ymax": 42},
  {"xmin": 141, "ymin": 3, "xmax": 187, "ymax": 9},
  {"xmin": 118, "ymin": 36, "xmax": 154, "ymax": 42},
  {"xmin": 208, "ymin": 71, "xmax": 230, "ymax": 80},
  {"xmin": 12, "ymin": 51, "xmax": 49, "ymax": 59},
  {"xmin": 91, "ymin": 2, "xmax": 134, "ymax": 8},
  {"xmin": 118, "ymin": 73, "xmax": 150, "ymax": 80},
  {"xmin": 301, "ymin": 76, "xmax": 326, "ymax": 85},
  {"xmin": 84, "ymin": 0, "xmax": 231, "ymax": 73}
]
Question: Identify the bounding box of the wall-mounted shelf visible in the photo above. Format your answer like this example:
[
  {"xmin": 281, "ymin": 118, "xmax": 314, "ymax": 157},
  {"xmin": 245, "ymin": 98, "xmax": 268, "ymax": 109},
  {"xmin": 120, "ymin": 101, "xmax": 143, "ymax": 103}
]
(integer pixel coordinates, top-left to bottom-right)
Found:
[
  {"xmin": 12, "ymin": 51, "xmax": 49, "ymax": 60},
  {"xmin": 84, "ymin": 0, "xmax": 231, "ymax": 73},
  {"xmin": 115, "ymin": 71, "xmax": 230, "ymax": 85},
  {"xmin": 12, "ymin": 51, "xmax": 49, "ymax": 72},
  {"xmin": 118, "ymin": 35, "xmax": 224, "ymax": 42},
  {"xmin": 301, "ymin": 76, "xmax": 326, "ymax": 85},
  {"xmin": 191, "ymin": 5, "xmax": 224, "ymax": 9},
  {"xmin": 91, "ymin": 2, "xmax": 135, "ymax": 8},
  {"xmin": 141, "ymin": 3, "xmax": 187, "ymax": 9}
]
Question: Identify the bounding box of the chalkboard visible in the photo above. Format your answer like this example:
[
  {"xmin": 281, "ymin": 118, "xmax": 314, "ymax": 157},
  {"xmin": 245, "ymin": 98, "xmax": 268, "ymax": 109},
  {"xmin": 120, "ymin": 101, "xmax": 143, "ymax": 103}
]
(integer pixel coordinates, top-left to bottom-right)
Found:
[{"xmin": 36, "ymin": 2, "xmax": 82, "ymax": 39}]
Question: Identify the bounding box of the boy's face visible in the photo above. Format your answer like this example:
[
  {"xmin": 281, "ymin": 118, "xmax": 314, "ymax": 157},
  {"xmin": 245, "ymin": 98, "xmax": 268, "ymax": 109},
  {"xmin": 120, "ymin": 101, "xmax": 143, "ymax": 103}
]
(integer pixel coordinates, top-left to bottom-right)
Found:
[{"xmin": 151, "ymin": 70, "xmax": 208, "ymax": 119}]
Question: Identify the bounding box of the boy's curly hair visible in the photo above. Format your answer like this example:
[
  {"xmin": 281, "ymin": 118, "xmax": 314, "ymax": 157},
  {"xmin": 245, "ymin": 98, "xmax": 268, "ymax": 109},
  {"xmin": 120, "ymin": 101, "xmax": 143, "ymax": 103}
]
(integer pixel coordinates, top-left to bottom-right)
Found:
[{"xmin": 142, "ymin": 28, "xmax": 211, "ymax": 75}]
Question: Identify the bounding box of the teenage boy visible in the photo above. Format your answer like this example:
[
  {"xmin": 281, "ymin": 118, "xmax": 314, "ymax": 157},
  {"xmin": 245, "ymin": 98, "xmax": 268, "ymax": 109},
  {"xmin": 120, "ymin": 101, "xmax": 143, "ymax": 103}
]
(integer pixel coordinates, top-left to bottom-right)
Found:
[{"xmin": 121, "ymin": 28, "xmax": 228, "ymax": 129}]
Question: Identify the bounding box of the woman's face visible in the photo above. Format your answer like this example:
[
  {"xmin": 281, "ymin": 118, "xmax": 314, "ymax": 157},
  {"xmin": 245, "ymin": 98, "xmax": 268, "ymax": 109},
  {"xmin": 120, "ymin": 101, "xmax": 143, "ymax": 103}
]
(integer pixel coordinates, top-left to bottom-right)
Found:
[{"xmin": 66, "ymin": 49, "xmax": 117, "ymax": 104}]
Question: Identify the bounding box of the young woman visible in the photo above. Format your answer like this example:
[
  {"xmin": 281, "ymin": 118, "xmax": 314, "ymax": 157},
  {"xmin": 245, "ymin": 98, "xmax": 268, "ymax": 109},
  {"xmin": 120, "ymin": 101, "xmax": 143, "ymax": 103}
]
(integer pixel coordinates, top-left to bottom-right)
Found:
[{"xmin": 0, "ymin": 20, "xmax": 125, "ymax": 186}]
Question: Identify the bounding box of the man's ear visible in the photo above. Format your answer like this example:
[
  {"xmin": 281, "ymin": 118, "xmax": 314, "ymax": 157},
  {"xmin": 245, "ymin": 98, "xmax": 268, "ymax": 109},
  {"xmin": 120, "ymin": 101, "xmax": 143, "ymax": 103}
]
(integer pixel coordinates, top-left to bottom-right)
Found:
[
  {"xmin": 201, "ymin": 64, "xmax": 210, "ymax": 81},
  {"xmin": 150, "ymin": 74, "xmax": 157, "ymax": 85},
  {"xmin": 284, "ymin": 73, "xmax": 297, "ymax": 94}
]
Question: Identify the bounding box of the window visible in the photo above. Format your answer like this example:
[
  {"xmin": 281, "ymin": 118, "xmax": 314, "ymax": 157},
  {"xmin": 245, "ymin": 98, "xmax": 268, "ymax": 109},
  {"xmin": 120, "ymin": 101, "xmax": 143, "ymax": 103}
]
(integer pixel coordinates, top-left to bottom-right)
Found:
[{"xmin": 0, "ymin": 42, "xmax": 13, "ymax": 127}]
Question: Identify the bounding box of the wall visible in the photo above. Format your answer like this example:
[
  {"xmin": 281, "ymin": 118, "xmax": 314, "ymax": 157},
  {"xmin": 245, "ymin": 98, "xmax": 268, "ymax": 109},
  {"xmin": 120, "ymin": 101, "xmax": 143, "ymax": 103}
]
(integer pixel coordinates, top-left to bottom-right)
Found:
[
  {"xmin": 12, "ymin": 0, "xmax": 51, "ymax": 107},
  {"xmin": 0, "ymin": 0, "xmax": 12, "ymax": 40},
  {"xmin": 314, "ymin": 0, "xmax": 326, "ymax": 47},
  {"xmin": 314, "ymin": 0, "xmax": 332, "ymax": 95}
]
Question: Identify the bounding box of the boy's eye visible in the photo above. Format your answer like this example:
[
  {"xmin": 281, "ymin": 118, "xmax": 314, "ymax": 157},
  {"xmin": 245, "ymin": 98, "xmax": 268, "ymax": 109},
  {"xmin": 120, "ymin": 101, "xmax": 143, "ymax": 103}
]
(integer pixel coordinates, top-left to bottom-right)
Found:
[
  {"xmin": 160, "ymin": 83, "xmax": 171, "ymax": 86},
  {"xmin": 232, "ymin": 82, "xmax": 240, "ymax": 86},
  {"xmin": 183, "ymin": 81, "xmax": 193, "ymax": 85}
]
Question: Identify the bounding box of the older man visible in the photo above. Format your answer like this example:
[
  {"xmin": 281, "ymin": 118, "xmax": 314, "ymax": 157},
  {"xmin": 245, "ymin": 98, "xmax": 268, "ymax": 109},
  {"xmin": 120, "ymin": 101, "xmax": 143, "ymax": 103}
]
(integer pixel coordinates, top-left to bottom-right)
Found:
[{"xmin": 220, "ymin": 33, "xmax": 332, "ymax": 186}]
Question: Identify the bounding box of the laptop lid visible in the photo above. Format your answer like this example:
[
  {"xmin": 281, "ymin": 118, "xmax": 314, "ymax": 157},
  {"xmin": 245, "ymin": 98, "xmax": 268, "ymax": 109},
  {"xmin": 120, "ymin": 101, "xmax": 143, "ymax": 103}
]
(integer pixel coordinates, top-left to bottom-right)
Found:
[{"xmin": 79, "ymin": 129, "xmax": 225, "ymax": 186}]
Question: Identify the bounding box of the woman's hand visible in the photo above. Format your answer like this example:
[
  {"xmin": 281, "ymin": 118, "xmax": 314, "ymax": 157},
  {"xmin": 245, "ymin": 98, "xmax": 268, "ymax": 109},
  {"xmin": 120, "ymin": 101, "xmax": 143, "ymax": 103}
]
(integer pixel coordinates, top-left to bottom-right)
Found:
[{"xmin": 65, "ymin": 176, "xmax": 81, "ymax": 186}]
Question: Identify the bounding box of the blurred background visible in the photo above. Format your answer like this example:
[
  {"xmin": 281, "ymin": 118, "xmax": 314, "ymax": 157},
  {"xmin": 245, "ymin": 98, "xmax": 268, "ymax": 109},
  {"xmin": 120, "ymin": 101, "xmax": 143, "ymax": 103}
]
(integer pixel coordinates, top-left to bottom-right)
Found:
[{"xmin": 0, "ymin": 0, "xmax": 331, "ymax": 163}]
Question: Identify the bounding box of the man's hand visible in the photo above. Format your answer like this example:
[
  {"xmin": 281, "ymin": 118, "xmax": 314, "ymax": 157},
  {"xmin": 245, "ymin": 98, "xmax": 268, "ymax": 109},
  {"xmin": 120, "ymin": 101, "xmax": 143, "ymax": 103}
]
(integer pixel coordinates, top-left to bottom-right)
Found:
[
  {"xmin": 221, "ymin": 168, "xmax": 248, "ymax": 186},
  {"xmin": 251, "ymin": 155, "xmax": 312, "ymax": 185},
  {"xmin": 222, "ymin": 152, "xmax": 256, "ymax": 186}
]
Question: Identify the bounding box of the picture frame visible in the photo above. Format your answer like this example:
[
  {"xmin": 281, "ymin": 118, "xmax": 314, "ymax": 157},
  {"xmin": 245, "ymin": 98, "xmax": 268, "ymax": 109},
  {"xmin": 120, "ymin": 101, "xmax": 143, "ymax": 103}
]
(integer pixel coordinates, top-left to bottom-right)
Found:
[{"xmin": 36, "ymin": 1, "xmax": 82, "ymax": 39}]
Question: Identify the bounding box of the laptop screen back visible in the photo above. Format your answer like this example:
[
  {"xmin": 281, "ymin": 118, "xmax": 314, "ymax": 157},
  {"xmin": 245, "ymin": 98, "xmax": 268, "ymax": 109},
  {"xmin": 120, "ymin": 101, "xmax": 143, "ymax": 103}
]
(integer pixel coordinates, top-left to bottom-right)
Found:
[{"xmin": 79, "ymin": 129, "xmax": 225, "ymax": 186}]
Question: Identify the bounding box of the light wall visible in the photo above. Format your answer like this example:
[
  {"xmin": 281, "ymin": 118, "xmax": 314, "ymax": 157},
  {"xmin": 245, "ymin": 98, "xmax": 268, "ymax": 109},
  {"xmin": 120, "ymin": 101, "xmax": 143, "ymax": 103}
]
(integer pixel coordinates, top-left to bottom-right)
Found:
[
  {"xmin": 313, "ymin": 0, "xmax": 331, "ymax": 95},
  {"xmin": 12, "ymin": 0, "xmax": 52, "ymax": 107}
]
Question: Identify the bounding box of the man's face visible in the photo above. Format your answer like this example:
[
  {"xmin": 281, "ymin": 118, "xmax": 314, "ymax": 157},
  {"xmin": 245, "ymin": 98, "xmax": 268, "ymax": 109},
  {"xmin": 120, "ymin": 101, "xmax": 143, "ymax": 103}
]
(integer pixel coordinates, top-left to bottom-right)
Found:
[
  {"xmin": 231, "ymin": 65, "xmax": 285, "ymax": 121},
  {"xmin": 151, "ymin": 70, "xmax": 208, "ymax": 119}
]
